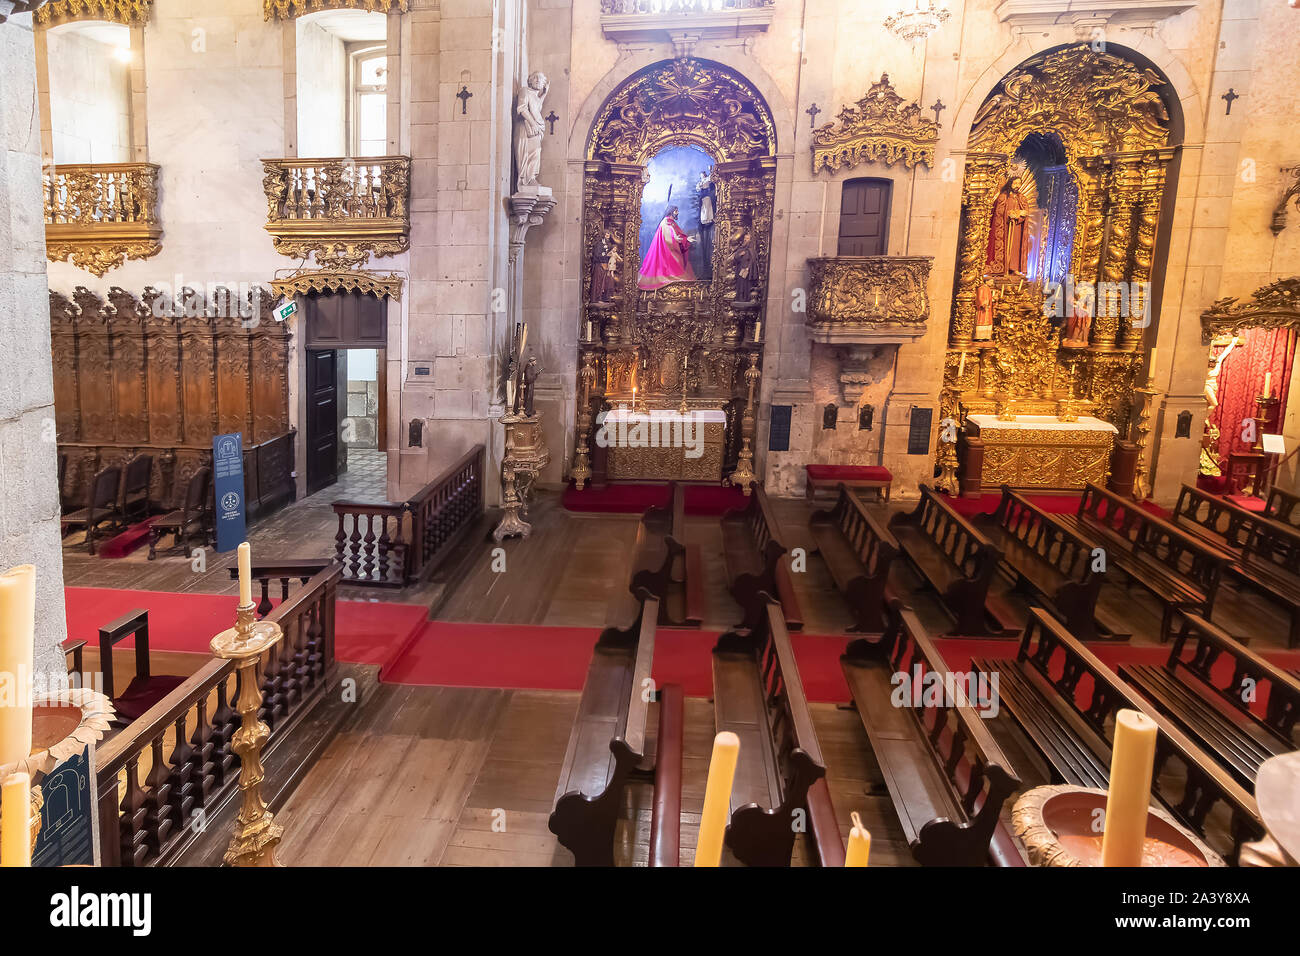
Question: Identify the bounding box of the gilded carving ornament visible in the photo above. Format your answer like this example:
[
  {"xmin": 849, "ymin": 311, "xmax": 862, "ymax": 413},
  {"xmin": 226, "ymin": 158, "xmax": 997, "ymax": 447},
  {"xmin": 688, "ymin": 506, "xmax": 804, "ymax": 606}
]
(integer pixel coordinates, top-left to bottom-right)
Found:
[
  {"xmin": 811, "ymin": 74, "xmax": 939, "ymax": 173},
  {"xmin": 36, "ymin": 0, "xmax": 149, "ymax": 26},
  {"xmin": 263, "ymin": 0, "xmax": 405, "ymax": 19},
  {"xmin": 1201, "ymin": 277, "xmax": 1300, "ymax": 344},
  {"xmin": 270, "ymin": 269, "xmax": 403, "ymax": 300}
]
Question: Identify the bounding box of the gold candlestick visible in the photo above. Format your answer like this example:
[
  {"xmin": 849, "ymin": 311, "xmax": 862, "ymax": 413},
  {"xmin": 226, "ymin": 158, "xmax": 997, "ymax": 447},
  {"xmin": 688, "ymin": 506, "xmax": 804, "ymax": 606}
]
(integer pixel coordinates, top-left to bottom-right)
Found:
[
  {"xmin": 1131, "ymin": 372, "xmax": 1160, "ymax": 501},
  {"xmin": 210, "ymin": 601, "xmax": 284, "ymax": 867},
  {"xmin": 727, "ymin": 352, "xmax": 760, "ymax": 495},
  {"xmin": 571, "ymin": 352, "xmax": 596, "ymax": 490}
]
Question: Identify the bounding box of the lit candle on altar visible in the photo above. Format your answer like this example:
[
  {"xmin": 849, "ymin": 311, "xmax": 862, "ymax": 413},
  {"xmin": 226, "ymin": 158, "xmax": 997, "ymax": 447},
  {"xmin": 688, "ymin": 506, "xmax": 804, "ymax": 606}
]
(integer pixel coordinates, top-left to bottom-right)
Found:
[
  {"xmin": 694, "ymin": 731, "xmax": 739, "ymax": 867},
  {"xmin": 1101, "ymin": 708, "xmax": 1159, "ymax": 867},
  {"xmin": 844, "ymin": 811, "xmax": 871, "ymax": 866},
  {"xmin": 237, "ymin": 541, "xmax": 252, "ymax": 607},
  {"xmin": 1148, "ymin": 347, "xmax": 1157, "ymax": 376},
  {"xmin": 1264, "ymin": 371, "xmax": 1272, "ymax": 399},
  {"xmin": 1, "ymin": 772, "xmax": 30, "ymax": 867},
  {"xmin": 0, "ymin": 565, "xmax": 35, "ymax": 769},
  {"xmin": 754, "ymin": 320, "xmax": 762, "ymax": 341},
  {"xmin": 586, "ymin": 320, "xmax": 593, "ymax": 342},
  {"xmin": 957, "ymin": 351, "xmax": 967, "ymax": 379}
]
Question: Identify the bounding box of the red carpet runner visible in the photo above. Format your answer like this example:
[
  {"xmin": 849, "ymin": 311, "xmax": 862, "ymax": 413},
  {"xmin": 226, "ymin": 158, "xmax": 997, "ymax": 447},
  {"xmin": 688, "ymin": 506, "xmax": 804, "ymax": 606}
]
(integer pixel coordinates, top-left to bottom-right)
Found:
[
  {"xmin": 562, "ymin": 482, "xmax": 749, "ymax": 516},
  {"xmin": 67, "ymin": 588, "xmax": 1300, "ymax": 705}
]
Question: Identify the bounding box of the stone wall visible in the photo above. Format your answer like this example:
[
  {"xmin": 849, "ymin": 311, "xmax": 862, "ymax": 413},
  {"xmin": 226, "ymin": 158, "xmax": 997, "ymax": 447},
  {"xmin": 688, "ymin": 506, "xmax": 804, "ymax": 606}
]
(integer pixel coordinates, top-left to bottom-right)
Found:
[
  {"xmin": 1, "ymin": 12, "xmax": 70, "ymax": 678},
  {"xmin": 45, "ymin": 26, "xmax": 131, "ymax": 164}
]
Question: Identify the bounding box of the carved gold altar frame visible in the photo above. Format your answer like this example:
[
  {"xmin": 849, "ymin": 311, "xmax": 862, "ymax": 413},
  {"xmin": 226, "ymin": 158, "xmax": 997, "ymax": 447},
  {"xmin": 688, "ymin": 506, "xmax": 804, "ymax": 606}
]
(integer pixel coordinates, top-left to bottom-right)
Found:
[
  {"xmin": 811, "ymin": 73, "xmax": 939, "ymax": 173},
  {"xmin": 575, "ymin": 59, "xmax": 777, "ymax": 484},
  {"xmin": 945, "ymin": 45, "xmax": 1177, "ymax": 442},
  {"xmin": 270, "ymin": 268, "xmax": 403, "ymax": 301},
  {"xmin": 1200, "ymin": 277, "xmax": 1300, "ymax": 344}
]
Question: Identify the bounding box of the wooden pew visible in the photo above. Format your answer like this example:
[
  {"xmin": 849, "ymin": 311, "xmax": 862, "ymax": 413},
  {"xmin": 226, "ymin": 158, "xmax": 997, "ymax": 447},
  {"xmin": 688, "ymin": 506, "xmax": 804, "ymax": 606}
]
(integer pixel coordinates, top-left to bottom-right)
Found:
[
  {"xmin": 550, "ymin": 593, "xmax": 667, "ymax": 866},
  {"xmin": 1055, "ymin": 482, "xmax": 1231, "ymax": 643},
  {"xmin": 809, "ymin": 484, "xmax": 900, "ymax": 633},
  {"xmin": 649, "ymin": 683, "xmax": 684, "ymax": 867},
  {"xmin": 630, "ymin": 482, "xmax": 704, "ymax": 628},
  {"xmin": 711, "ymin": 596, "xmax": 833, "ymax": 866},
  {"xmin": 720, "ymin": 483, "xmax": 803, "ymax": 632},
  {"xmin": 888, "ymin": 484, "xmax": 1013, "ymax": 637},
  {"xmin": 976, "ymin": 485, "xmax": 1126, "ymax": 642},
  {"xmin": 1119, "ymin": 612, "xmax": 1299, "ymax": 791},
  {"xmin": 841, "ymin": 599, "xmax": 1021, "ymax": 865},
  {"xmin": 1166, "ymin": 484, "xmax": 1300, "ymax": 648},
  {"xmin": 972, "ymin": 608, "xmax": 1266, "ymax": 863},
  {"xmin": 1265, "ymin": 485, "xmax": 1300, "ymax": 530}
]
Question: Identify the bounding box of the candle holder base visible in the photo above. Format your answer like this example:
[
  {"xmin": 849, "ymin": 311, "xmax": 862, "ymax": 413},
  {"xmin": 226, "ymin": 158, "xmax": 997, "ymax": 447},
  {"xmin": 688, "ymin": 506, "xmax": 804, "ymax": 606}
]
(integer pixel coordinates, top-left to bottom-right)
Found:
[{"xmin": 1012, "ymin": 784, "xmax": 1224, "ymax": 867}]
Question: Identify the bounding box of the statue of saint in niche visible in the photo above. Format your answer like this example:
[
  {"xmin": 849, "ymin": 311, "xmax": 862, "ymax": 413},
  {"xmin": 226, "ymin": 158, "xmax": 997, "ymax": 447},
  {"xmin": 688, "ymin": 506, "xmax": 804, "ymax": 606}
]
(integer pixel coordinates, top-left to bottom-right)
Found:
[
  {"xmin": 986, "ymin": 176, "xmax": 1031, "ymax": 276},
  {"xmin": 695, "ymin": 169, "xmax": 716, "ymax": 280},
  {"xmin": 514, "ymin": 72, "xmax": 549, "ymax": 191},
  {"xmin": 731, "ymin": 226, "xmax": 759, "ymax": 304},
  {"xmin": 590, "ymin": 227, "xmax": 622, "ymax": 304}
]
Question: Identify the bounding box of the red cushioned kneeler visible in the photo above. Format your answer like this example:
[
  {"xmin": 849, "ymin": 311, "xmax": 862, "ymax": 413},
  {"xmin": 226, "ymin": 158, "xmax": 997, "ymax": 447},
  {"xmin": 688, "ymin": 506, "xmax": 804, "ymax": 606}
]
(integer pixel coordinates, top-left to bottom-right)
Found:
[{"xmin": 804, "ymin": 464, "xmax": 893, "ymax": 502}]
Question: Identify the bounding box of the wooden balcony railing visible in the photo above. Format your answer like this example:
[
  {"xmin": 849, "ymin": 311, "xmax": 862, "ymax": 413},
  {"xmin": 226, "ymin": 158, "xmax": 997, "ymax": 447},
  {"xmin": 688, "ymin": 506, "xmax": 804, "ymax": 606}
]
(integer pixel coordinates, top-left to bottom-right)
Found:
[
  {"xmin": 261, "ymin": 155, "xmax": 411, "ymax": 270},
  {"xmin": 333, "ymin": 444, "xmax": 486, "ymax": 588},
  {"xmin": 94, "ymin": 561, "xmax": 340, "ymax": 867},
  {"xmin": 43, "ymin": 162, "xmax": 162, "ymax": 277},
  {"xmin": 805, "ymin": 255, "xmax": 934, "ymax": 345}
]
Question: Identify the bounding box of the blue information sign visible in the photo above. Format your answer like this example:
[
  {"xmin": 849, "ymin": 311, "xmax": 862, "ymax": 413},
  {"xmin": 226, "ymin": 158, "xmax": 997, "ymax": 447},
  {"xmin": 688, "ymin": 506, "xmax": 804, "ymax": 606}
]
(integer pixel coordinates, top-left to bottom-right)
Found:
[
  {"xmin": 32, "ymin": 746, "xmax": 99, "ymax": 867},
  {"xmin": 212, "ymin": 432, "xmax": 247, "ymax": 552}
]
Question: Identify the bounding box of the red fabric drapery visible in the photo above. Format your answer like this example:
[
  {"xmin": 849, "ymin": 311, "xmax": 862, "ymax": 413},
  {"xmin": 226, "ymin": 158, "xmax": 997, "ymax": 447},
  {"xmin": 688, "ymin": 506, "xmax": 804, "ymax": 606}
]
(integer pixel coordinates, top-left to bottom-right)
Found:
[{"xmin": 1207, "ymin": 326, "xmax": 1298, "ymax": 463}]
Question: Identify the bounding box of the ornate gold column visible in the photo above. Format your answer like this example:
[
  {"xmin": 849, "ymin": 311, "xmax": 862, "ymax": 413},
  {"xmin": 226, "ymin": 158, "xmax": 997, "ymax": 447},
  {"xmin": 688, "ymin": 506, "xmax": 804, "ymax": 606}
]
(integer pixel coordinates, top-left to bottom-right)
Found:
[
  {"xmin": 210, "ymin": 602, "xmax": 284, "ymax": 867},
  {"xmin": 949, "ymin": 153, "xmax": 1006, "ymax": 348},
  {"xmin": 1119, "ymin": 148, "xmax": 1174, "ymax": 350},
  {"xmin": 571, "ymin": 351, "xmax": 597, "ymax": 489}
]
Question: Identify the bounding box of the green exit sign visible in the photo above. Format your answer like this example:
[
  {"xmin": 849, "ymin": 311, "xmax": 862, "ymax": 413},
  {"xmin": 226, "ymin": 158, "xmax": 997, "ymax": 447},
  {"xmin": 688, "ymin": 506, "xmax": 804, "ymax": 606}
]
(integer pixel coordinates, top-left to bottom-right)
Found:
[{"xmin": 273, "ymin": 301, "xmax": 297, "ymax": 322}]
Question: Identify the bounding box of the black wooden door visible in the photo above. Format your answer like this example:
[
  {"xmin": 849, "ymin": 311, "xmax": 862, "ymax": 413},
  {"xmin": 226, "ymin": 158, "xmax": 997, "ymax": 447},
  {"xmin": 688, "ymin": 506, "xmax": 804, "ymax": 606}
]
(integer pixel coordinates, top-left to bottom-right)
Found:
[
  {"xmin": 306, "ymin": 349, "xmax": 339, "ymax": 495},
  {"xmin": 838, "ymin": 178, "xmax": 891, "ymax": 256}
]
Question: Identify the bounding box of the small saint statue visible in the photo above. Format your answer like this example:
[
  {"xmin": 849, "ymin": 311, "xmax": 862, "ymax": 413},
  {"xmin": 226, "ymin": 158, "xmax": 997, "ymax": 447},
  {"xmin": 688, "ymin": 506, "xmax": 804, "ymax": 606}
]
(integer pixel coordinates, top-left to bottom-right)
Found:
[
  {"xmin": 590, "ymin": 227, "xmax": 620, "ymax": 304},
  {"xmin": 731, "ymin": 226, "xmax": 759, "ymax": 304},
  {"xmin": 986, "ymin": 176, "xmax": 1031, "ymax": 276},
  {"xmin": 696, "ymin": 168, "xmax": 716, "ymax": 280},
  {"xmin": 1063, "ymin": 285, "xmax": 1094, "ymax": 346},
  {"xmin": 521, "ymin": 354, "xmax": 541, "ymax": 417},
  {"xmin": 514, "ymin": 71, "xmax": 549, "ymax": 191}
]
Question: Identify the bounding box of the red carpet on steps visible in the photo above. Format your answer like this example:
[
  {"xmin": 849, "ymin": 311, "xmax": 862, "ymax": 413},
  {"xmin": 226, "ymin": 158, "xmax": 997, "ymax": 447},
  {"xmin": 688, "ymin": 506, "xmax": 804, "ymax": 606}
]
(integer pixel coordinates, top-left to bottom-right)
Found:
[
  {"xmin": 562, "ymin": 482, "xmax": 748, "ymax": 516},
  {"xmin": 96, "ymin": 517, "xmax": 162, "ymax": 559},
  {"xmin": 64, "ymin": 587, "xmax": 429, "ymax": 678}
]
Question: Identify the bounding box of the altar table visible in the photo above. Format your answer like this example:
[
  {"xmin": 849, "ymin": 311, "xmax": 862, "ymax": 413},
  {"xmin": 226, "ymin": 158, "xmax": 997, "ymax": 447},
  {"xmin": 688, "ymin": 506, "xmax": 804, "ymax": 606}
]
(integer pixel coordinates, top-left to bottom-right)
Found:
[
  {"xmin": 966, "ymin": 414, "xmax": 1118, "ymax": 491},
  {"xmin": 600, "ymin": 408, "xmax": 728, "ymax": 482}
]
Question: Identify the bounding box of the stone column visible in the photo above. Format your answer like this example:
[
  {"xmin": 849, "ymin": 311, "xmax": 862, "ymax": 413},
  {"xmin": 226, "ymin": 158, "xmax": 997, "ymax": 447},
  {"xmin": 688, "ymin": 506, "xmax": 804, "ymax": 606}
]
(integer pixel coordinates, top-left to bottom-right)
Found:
[{"xmin": 0, "ymin": 12, "xmax": 70, "ymax": 679}]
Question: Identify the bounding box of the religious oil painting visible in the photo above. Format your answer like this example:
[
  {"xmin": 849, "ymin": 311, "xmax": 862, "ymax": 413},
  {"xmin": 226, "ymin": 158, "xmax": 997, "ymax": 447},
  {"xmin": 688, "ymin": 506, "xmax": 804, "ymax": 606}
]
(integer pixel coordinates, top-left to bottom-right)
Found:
[{"xmin": 637, "ymin": 144, "xmax": 716, "ymax": 290}]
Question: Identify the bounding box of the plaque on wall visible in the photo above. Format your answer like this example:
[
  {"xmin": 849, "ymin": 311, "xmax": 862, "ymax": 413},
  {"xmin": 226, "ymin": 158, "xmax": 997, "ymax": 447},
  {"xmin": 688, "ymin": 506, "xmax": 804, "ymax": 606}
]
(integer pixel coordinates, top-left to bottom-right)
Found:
[
  {"xmin": 769, "ymin": 405, "xmax": 792, "ymax": 451},
  {"xmin": 907, "ymin": 406, "xmax": 933, "ymax": 456}
]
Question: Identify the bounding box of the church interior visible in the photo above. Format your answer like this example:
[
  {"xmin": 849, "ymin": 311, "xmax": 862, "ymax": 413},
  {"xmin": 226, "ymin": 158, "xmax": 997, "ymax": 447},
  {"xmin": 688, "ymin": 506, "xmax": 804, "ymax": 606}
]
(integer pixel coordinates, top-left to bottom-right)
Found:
[{"xmin": 1, "ymin": 0, "xmax": 1300, "ymax": 886}]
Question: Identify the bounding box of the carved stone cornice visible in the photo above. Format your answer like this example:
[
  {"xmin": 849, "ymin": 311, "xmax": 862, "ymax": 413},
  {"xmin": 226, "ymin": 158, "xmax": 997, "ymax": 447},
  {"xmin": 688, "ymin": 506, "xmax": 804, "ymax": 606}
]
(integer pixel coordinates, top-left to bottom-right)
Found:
[
  {"xmin": 599, "ymin": 0, "xmax": 774, "ymax": 50},
  {"xmin": 508, "ymin": 188, "xmax": 557, "ymax": 264},
  {"xmin": 811, "ymin": 74, "xmax": 938, "ymax": 173},
  {"xmin": 35, "ymin": 0, "xmax": 150, "ymax": 26},
  {"xmin": 44, "ymin": 162, "xmax": 162, "ymax": 276},
  {"xmin": 263, "ymin": 0, "xmax": 405, "ymax": 19},
  {"xmin": 1270, "ymin": 166, "xmax": 1300, "ymax": 236},
  {"xmin": 1201, "ymin": 277, "xmax": 1300, "ymax": 345},
  {"xmin": 270, "ymin": 269, "xmax": 403, "ymax": 301},
  {"xmin": 995, "ymin": 0, "xmax": 1197, "ymax": 30},
  {"xmin": 262, "ymin": 155, "xmax": 410, "ymax": 270},
  {"xmin": 806, "ymin": 255, "xmax": 932, "ymax": 344}
]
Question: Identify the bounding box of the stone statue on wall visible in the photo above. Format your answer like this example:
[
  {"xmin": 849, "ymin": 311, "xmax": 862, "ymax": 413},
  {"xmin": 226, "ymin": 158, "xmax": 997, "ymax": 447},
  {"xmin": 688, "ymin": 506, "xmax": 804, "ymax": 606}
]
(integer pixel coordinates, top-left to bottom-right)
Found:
[
  {"xmin": 731, "ymin": 226, "xmax": 759, "ymax": 304},
  {"xmin": 515, "ymin": 72, "xmax": 549, "ymax": 192},
  {"xmin": 590, "ymin": 227, "xmax": 621, "ymax": 304}
]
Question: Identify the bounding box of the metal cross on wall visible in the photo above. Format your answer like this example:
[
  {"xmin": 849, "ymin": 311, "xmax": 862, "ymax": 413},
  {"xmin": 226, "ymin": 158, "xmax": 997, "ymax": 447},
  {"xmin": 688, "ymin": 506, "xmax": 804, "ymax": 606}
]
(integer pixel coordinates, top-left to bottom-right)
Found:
[
  {"xmin": 806, "ymin": 102, "xmax": 821, "ymax": 129},
  {"xmin": 930, "ymin": 99, "xmax": 946, "ymax": 127},
  {"xmin": 456, "ymin": 85, "xmax": 473, "ymax": 115},
  {"xmin": 546, "ymin": 111, "xmax": 559, "ymax": 135},
  {"xmin": 1222, "ymin": 88, "xmax": 1239, "ymax": 115}
]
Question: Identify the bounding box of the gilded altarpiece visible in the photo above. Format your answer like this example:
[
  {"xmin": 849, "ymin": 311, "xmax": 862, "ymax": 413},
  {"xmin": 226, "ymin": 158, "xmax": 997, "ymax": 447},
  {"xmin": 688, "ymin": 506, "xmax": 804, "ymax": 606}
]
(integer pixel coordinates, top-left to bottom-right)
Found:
[
  {"xmin": 51, "ymin": 286, "xmax": 295, "ymax": 518},
  {"xmin": 945, "ymin": 45, "xmax": 1177, "ymax": 488},
  {"xmin": 574, "ymin": 59, "xmax": 776, "ymax": 485}
]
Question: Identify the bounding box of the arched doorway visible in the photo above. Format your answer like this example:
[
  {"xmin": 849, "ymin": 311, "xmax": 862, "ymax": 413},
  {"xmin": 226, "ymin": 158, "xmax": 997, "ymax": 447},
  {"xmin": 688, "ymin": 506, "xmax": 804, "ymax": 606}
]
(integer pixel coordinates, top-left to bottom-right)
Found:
[
  {"xmin": 944, "ymin": 43, "xmax": 1182, "ymax": 494},
  {"xmin": 570, "ymin": 58, "xmax": 777, "ymax": 487}
]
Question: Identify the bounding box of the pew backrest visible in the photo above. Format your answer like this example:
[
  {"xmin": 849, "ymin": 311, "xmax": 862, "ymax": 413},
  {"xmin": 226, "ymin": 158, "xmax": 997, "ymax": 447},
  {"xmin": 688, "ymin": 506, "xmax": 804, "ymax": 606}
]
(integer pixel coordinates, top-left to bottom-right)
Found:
[
  {"xmin": 1017, "ymin": 607, "xmax": 1265, "ymax": 861},
  {"xmin": 826, "ymin": 484, "xmax": 900, "ymax": 579},
  {"xmin": 1170, "ymin": 611, "xmax": 1300, "ymax": 745},
  {"xmin": 892, "ymin": 484, "xmax": 1000, "ymax": 583},
  {"xmin": 1171, "ymin": 484, "xmax": 1255, "ymax": 550},
  {"xmin": 1240, "ymin": 516, "xmax": 1300, "ymax": 582},
  {"xmin": 990, "ymin": 485, "xmax": 1098, "ymax": 588},
  {"xmin": 1265, "ymin": 485, "xmax": 1300, "ymax": 531}
]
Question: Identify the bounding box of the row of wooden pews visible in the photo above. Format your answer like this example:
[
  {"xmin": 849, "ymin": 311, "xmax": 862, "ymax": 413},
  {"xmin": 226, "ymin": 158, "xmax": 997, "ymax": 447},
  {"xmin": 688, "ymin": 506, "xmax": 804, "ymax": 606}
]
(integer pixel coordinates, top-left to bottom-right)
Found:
[
  {"xmin": 610, "ymin": 481, "xmax": 705, "ymax": 629},
  {"xmin": 808, "ymin": 484, "xmax": 899, "ymax": 633},
  {"xmin": 1171, "ymin": 483, "xmax": 1300, "ymax": 647},
  {"xmin": 719, "ymin": 484, "xmax": 803, "ymax": 631},
  {"xmin": 972, "ymin": 608, "xmax": 1268, "ymax": 863}
]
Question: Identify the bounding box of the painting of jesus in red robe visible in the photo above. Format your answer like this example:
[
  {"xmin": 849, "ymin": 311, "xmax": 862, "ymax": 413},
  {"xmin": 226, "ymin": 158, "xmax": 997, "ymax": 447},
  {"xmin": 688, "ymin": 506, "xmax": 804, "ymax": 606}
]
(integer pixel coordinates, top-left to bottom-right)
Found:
[{"xmin": 638, "ymin": 205, "xmax": 696, "ymax": 290}]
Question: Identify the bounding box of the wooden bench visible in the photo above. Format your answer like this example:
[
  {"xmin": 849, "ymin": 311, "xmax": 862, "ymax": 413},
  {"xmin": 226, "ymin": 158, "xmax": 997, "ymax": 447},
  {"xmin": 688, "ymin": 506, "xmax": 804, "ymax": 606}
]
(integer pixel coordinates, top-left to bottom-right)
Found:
[
  {"xmin": 1119, "ymin": 612, "xmax": 1300, "ymax": 791},
  {"xmin": 809, "ymin": 484, "xmax": 900, "ymax": 633},
  {"xmin": 1170, "ymin": 483, "xmax": 1258, "ymax": 553},
  {"xmin": 972, "ymin": 608, "xmax": 1266, "ymax": 863},
  {"xmin": 628, "ymin": 482, "xmax": 704, "ymax": 628},
  {"xmin": 805, "ymin": 463, "xmax": 892, "ymax": 502},
  {"xmin": 711, "ymin": 596, "xmax": 833, "ymax": 866},
  {"xmin": 888, "ymin": 484, "xmax": 1013, "ymax": 637},
  {"xmin": 550, "ymin": 592, "xmax": 676, "ymax": 866},
  {"xmin": 1054, "ymin": 482, "xmax": 1232, "ymax": 643},
  {"xmin": 1265, "ymin": 485, "xmax": 1300, "ymax": 530},
  {"xmin": 649, "ymin": 683, "xmax": 684, "ymax": 867},
  {"xmin": 720, "ymin": 483, "xmax": 803, "ymax": 632},
  {"xmin": 976, "ymin": 485, "xmax": 1126, "ymax": 642},
  {"xmin": 841, "ymin": 598, "xmax": 1021, "ymax": 865}
]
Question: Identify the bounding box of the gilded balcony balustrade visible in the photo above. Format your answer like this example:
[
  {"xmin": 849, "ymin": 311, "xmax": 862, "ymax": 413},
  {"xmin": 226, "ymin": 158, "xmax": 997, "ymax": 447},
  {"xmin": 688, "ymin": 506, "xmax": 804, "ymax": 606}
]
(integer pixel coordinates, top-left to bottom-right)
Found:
[
  {"xmin": 43, "ymin": 162, "xmax": 162, "ymax": 277},
  {"xmin": 805, "ymin": 255, "xmax": 933, "ymax": 345},
  {"xmin": 261, "ymin": 155, "xmax": 411, "ymax": 270},
  {"xmin": 599, "ymin": 0, "xmax": 774, "ymax": 47}
]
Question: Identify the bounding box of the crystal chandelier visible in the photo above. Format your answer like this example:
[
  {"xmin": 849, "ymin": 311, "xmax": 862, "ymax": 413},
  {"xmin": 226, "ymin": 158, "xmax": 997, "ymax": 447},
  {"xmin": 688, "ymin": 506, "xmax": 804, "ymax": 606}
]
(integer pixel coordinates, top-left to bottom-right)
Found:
[{"xmin": 884, "ymin": 1, "xmax": 951, "ymax": 42}]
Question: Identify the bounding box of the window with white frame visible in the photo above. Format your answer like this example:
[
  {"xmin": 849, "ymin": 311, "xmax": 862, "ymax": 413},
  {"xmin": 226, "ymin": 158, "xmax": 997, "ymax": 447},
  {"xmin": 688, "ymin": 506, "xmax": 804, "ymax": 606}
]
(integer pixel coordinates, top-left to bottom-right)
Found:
[{"xmin": 351, "ymin": 46, "xmax": 387, "ymax": 157}]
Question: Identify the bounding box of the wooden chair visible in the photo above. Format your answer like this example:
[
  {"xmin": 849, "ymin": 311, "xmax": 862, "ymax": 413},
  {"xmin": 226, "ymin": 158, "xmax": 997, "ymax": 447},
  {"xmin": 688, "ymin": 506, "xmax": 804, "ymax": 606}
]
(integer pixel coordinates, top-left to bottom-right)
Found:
[
  {"xmin": 148, "ymin": 467, "xmax": 212, "ymax": 560},
  {"xmin": 98, "ymin": 609, "xmax": 185, "ymax": 725},
  {"xmin": 120, "ymin": 453, "xmax": 155, "ymax": 524},
  {"xmin": 61, "ymin": 465, "xmax": 123, "ymax": 555}
]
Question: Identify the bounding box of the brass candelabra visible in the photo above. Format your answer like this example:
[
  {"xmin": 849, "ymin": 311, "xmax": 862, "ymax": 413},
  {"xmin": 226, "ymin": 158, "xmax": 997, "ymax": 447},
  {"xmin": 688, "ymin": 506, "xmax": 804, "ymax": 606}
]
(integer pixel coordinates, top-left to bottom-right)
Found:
[
  {"xmin": 210, "ymin": 600, "xmax": 284, "ymax": 867},
  {"xmin": 727, "ymin": 352, "xmax": 760, "ymax": 495},
  {"xmin": 571, "ymin": 352, "xmax": 597, "ymax": 490}
]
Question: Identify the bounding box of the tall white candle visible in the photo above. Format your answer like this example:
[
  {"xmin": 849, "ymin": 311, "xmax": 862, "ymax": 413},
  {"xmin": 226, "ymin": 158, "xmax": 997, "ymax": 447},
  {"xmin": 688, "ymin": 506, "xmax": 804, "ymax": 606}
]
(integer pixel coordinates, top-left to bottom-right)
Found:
[
  {"xmin": 1264, "ymin": 371, "xmax": 1272, "ymax": 399},
  {"xmin": 957, "ymin": 351, "xmax": 967, "ymax": 379},
  {"xmin": 754, "ymin": 320, "xmax": 762, "ymax": 341},
  {"xmin": 237, "ymin": 541, "xmax": 252, "ymax": 607},
  {"xmin": 1101, "ymin": 709, "xmax": 1159, "ymax": 867},
  {"xmin": 0, "ymin": 565, "xmax": 35, "ymax": 770},
  {"xmin": 0, "ymin": 772, "xmax": 30, "ymax": 867}
]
